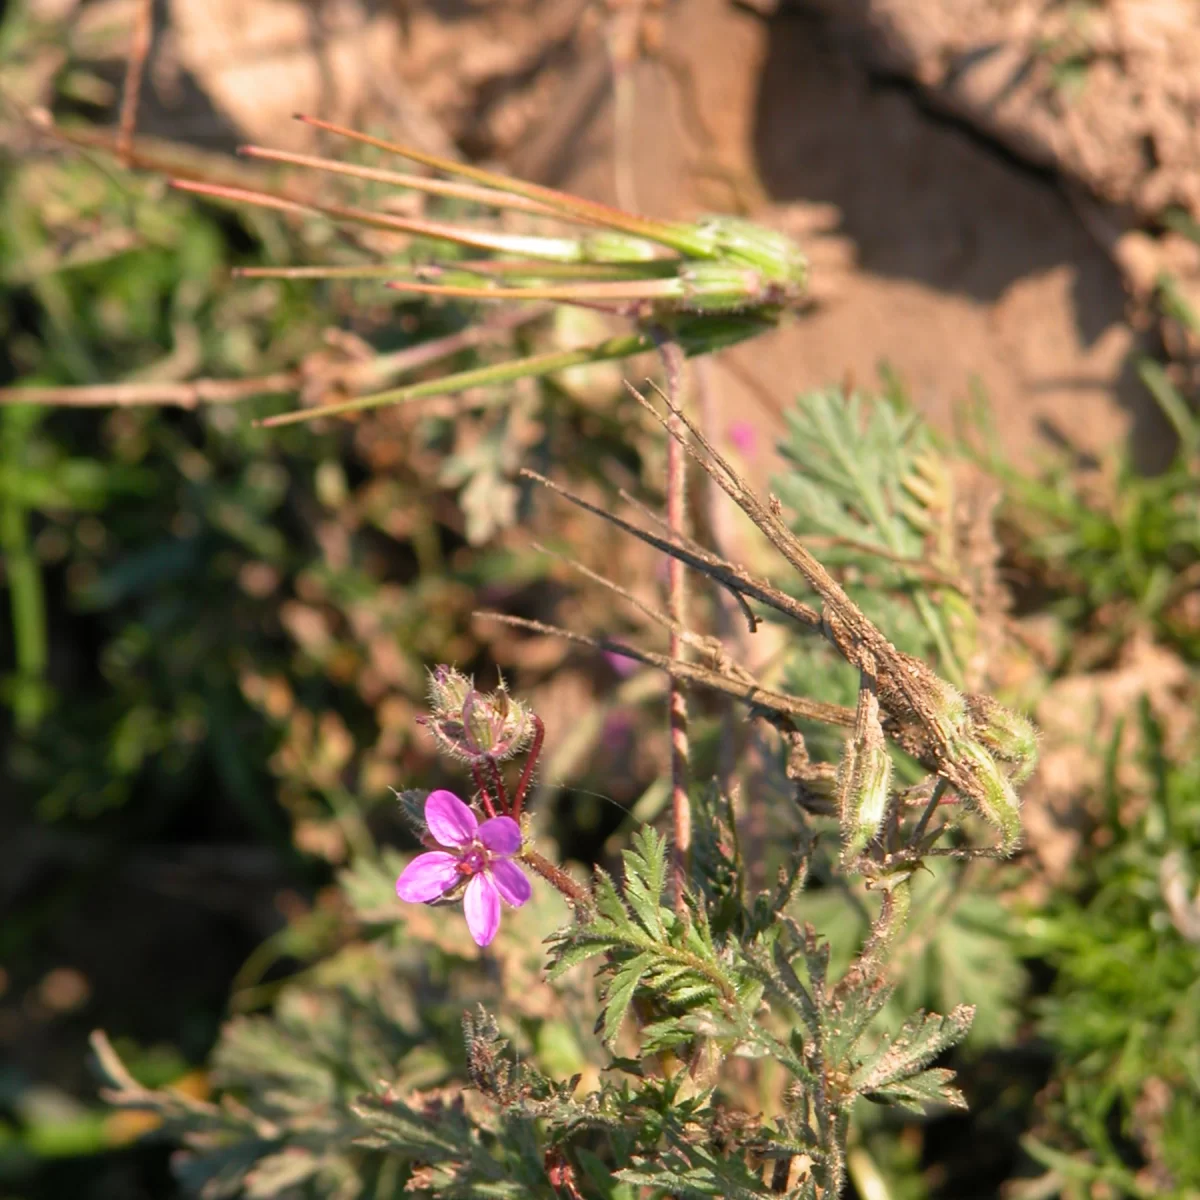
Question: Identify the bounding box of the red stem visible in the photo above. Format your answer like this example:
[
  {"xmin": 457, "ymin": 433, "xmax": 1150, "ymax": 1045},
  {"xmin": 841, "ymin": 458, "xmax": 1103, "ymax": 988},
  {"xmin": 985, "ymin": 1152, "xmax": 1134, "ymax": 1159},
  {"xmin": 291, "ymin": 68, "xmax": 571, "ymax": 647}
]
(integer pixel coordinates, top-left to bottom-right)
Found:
[
  {"xmin": 522, "ymin": 848, "xmax": 592, "ymax": 908},
  {"xmin": 487, "ymin": 757, "xmax": 511, "ymax": 816},
  {"xmin": 662, "ymin": 345, "xmax": 692, "ymax": 915},
  {"xmin": 471, "ymin": 763, "xmax": 498, "ymax": 819},
  {"xmin": 511, "ymin": 714, "xmax": 545, "ymax": 820}
]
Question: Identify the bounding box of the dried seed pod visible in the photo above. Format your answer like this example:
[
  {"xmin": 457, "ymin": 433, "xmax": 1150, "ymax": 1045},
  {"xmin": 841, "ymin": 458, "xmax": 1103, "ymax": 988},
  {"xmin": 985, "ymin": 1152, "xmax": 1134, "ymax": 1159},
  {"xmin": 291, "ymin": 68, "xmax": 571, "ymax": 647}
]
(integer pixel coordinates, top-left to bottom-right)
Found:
[{"xmin": 839, "ymin": 732, "xmax": 894, "ymax": 861}]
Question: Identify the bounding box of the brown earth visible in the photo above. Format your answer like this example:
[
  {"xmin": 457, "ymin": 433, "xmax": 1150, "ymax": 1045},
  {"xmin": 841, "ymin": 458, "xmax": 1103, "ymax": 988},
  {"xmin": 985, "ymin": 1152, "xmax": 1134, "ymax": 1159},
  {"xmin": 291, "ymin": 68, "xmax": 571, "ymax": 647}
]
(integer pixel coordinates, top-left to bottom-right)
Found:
[{"xmin": 123, "ymin": 0, "xmax": 1189, "ymax": 469}]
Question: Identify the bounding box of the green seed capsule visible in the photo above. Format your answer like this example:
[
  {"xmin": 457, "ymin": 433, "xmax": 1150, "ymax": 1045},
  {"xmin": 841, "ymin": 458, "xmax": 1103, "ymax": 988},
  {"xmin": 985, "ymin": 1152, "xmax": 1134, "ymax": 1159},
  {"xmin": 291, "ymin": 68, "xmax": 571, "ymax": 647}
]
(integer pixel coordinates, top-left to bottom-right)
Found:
[
  {"xmin": 838, "ymin": 677, "xmax": 894, "ymax": 862},
  {"xmin": 966, "ymin": 695, "xmax": 1039, "ymax": 784},
  {"xmin": 953, "ymin": 740, "xmax": 1022, "ymax": 852},
  {"xmin": 578, "ymin": 231, "xmax": 665, "ymax": 264},
  {"xmin": 687, "ymin": 217, "xmax": 809, "ymax": 292},
  {"xmin": 840, "ymin": 733, "xmax": 894, "ymax": 861}
]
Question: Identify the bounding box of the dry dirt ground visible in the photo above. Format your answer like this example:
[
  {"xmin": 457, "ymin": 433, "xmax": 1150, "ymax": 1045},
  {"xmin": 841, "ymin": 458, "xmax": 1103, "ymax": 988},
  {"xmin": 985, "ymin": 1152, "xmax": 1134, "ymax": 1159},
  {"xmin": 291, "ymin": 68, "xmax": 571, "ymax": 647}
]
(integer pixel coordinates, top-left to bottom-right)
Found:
[{"xmin": 112, "ymin": 0, "xmax": 1200, "ymax": 471}]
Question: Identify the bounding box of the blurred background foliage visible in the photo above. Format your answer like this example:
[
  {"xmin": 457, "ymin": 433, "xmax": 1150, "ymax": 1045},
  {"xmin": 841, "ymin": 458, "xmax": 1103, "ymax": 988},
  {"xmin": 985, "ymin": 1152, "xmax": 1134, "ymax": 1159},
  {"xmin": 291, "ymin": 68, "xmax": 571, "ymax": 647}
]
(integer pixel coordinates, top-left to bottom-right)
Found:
[{"xmin": 2, "ymin": 0, "xmax": 1200, "ymax": 1198}]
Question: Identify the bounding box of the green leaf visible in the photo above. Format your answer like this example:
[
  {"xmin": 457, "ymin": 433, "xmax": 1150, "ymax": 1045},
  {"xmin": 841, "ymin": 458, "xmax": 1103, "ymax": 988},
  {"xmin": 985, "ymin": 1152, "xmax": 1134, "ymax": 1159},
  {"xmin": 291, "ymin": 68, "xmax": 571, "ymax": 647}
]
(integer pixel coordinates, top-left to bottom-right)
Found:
[
  {"xmin": 863, "ymin": 1066, "xmax": 966, "ymax": 1113},
  {"xmin": 602, "ymin": 952, "xmax": 654, "ymax": 1047},
  {"xmin": 622, "ymin": 826, "xmax": 670, "ymax": 938},
  {"xmin": 849, "ymin": 1005, "xmax": 974, "ymax": 1097}
]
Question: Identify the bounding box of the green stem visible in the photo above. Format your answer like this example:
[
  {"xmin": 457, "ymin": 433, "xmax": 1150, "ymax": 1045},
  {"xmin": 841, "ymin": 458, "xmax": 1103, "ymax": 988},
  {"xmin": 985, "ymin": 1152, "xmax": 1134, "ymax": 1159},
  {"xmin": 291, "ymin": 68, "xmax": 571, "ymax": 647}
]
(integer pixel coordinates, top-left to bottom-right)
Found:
[
  {"xmin": 259, "ymin": 332, "xmax": 654, "ymax": 427},
  {"xmin": 0, "ymin": 434, "xmax": 49, "ymax": 733}
]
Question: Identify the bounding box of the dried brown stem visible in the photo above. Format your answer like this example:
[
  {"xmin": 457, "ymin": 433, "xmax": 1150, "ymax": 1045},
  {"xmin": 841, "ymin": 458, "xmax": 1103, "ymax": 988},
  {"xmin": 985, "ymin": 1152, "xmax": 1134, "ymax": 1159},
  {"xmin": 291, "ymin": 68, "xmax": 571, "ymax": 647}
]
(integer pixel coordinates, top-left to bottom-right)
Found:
[
  {"xmin": 521, "ymin": 469, "xmax": 820, "ymax": 634},
  {"xmin": 531, "ymin": 540, "xmax": 743, "ymax": 673},
  {"xmin": 474, "ymin": 611, "xmax": 853, "ymax": 729},
  {"xmin": 0, "ymin": 373, "xmax": 300, "ymax": 410},
  {"xmin": 910, "ymin": 778, "xmax": 949, "ymax": 846},
  {"xmin": 625, "ymin": 380, "xmax": 976, "ymax": 767},
  {"xmin": 617, "ymin": 486, "xmax": 760, "ymax": 635}
]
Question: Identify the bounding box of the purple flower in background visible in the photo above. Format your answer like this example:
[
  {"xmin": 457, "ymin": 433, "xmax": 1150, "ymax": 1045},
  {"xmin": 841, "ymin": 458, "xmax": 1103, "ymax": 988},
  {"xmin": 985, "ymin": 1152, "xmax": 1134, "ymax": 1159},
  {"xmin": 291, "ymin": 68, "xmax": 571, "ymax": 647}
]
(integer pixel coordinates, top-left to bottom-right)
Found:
[
  {"xmin": 396, "ymin": 790, "xmax": 531, "ymax": 946},
  {"xmin": 604, "ymin": 650, "xmax": 639, "ymax": 678},
  {"xmin": 727, "ymin": 420, "xmax": 758, "ymax": 458}
]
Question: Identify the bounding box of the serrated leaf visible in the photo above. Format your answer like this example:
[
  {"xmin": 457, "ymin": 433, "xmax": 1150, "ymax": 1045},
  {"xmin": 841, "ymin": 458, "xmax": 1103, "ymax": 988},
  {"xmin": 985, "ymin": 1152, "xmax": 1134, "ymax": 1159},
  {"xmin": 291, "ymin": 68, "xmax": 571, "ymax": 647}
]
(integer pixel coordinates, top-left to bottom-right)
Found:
[
  {"xmin": 863, "ymin": 1067, "xmax": 967, "ymax": 1113},
  {"xmin": 242, "ymin": 1148, "xmax": 322, "ymax": 1197},
  {"xmin": 546, "ymin": 935, "xmax": 610, "ymax": 978},
  {"xmin": 823, "ymin": 982, "xmax": 894, "ymax": 1068},
  {"xmin": 616, "ymin": 1146, "xmax": 775, "ymax": 1200},
  {"xmin": 594, "ymin": 868, "xmax": 634, "ymax": 928},
  {"xmin": 850, "ymin": 1005, "xmax": 974, "ymax": 1096},
  {"xmin": 640, "ymin": 1017, "xmax": 701, "ymax": 1054},
  {"xmin": 602, "ymin": 953, "xmax": 653, "ymax": 1047},
  {"xmin": 622, "ymin": 827, "xmax": 669, "ymax": 938}
]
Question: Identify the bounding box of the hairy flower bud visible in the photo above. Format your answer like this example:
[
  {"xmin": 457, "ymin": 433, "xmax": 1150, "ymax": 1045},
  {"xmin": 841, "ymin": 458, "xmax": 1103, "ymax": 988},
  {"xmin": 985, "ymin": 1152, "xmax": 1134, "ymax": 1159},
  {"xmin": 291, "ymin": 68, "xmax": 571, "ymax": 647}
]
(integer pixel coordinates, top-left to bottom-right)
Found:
[
  {"xmin": 421, "ymin": 666, "xmax": 534, "ymax": 764},
  {"xmin": 427, "ymin": 665, "xmax": 473, "ymax": 715},
  {"xmin": 965, "ymin": 695, "xmax": 1039, "ymax": 784},
  {"xmin": 838, "ymin": 678, "xmax": 894, "ymax": 863},
  {"xmin": 839, "ymin": 728, "xmax": 894, "ymax": 861},
  {"xmin": 953, "ymin": 740, "xmax": 1022, "ymax": 853}
]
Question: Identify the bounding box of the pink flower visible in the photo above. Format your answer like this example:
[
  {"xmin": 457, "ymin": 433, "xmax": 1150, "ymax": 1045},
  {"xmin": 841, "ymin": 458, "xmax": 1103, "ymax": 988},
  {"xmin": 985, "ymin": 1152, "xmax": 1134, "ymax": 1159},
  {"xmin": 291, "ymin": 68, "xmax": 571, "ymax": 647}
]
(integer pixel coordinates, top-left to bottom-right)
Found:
[
  {"xmin": 727, "ymin": 420, "xmax": 758, "ymax": 458},
  {"xmin": 395, "ymin": 790, "xmax": 531, "ymax": 946}
]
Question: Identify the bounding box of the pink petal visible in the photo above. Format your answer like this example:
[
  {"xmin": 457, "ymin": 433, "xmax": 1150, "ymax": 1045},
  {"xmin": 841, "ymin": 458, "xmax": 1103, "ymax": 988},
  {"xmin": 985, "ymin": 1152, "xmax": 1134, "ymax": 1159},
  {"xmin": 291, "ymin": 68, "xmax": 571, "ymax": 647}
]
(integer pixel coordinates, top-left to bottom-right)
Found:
[
  {"xmin": 490, "ymin": 859, "xmax": 532, "ymax": 908},
  {"xmin": 424, "ymin": 790, "xmax": 478, "ymax": 848},
  {"xmin": 396, "ymin": 852, "xmax": 461, "ymax": 903},
  {"xmin": 463, "ymin": 873, "xmax": 501, "ymax": 946},
  {"xmin": 477, "ymin": 815, "xmax": 521, "ymax": 855}
]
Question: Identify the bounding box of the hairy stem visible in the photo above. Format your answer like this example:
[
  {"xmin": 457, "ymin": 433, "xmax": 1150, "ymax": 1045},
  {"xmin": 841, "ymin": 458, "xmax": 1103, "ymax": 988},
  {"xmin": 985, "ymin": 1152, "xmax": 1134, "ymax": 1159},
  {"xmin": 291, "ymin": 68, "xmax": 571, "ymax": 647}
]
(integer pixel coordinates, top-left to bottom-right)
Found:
[
  {"xmin": 662, "ymin": 342, "xmax": 692, "ymax": 914},
  {"xmin": 471, "ymin": 763, "xmax": 498, "ymax": 820},
  {"xmin": 511, "ymin": 714, "xmax": 545, "ymax": 820},
  {"xmin": 521, "ymin": 848, "xmax": 592, "ymax": 908},
  {"xmin": 486, "ymin": 758, "xmax": 511, "ymax": 817}
]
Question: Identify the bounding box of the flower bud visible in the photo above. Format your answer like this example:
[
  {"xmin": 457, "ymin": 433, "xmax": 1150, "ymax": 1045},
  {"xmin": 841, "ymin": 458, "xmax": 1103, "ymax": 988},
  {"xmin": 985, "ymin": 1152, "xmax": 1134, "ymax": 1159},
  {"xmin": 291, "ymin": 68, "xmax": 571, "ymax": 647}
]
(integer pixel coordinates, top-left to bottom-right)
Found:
[
  {"xmin": 421, "ymin": 666, "xmax": 534, "ymax": 764},
  {"xmin": 953, "ymin": 740, "xmax": 1022, "ymax": 853},
  {"xmin": 965, "ymin": 695, "xmax": 1039, "ymax": 784},
  {"xmin": 839, "ymin": 723, "xmax": 894, "ymax": 862}
]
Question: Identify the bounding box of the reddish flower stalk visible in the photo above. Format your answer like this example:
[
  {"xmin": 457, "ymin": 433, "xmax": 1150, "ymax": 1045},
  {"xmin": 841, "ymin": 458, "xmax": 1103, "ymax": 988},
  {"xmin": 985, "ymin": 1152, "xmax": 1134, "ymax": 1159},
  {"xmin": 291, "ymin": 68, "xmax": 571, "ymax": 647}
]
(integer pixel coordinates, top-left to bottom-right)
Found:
[
  {"xmin": 470, "ymin": 762, "xmax": 499, "ymax": 820},
  {"xmin": 510, "ymin": 714, "xmax": 545, "ymax": 821},
  {"xmin": 521, "ymin": 847, "xmax": 592, "ymax": 908},
  {"xmin": 663, "ymin": 346, "xmax": 692, "ymax": 915}
]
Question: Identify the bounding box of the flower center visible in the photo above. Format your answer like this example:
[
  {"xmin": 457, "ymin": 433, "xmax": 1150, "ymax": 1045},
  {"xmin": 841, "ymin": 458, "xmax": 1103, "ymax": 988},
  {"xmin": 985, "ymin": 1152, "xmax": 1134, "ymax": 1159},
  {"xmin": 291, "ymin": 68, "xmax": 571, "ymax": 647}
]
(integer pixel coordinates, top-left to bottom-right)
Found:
[{"xmin": 457, "ymin": 844, "xmax": 488, "ymax": 877}]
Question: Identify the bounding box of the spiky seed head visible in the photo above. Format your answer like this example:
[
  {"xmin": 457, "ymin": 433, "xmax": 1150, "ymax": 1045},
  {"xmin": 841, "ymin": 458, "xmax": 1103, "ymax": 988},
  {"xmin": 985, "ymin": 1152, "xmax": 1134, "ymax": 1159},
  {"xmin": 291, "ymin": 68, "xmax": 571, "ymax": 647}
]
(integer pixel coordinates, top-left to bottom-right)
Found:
[{"xmin": 427, "ymin": 665, "xmax": 474, "ymax": 714}]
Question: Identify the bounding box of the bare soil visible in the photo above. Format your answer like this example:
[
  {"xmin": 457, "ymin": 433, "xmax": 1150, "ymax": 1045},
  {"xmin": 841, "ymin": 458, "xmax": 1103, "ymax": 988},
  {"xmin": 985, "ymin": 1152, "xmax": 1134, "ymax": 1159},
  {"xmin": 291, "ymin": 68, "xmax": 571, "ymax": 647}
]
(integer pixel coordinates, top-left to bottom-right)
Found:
[{"xmin": 140, "ymin": 0, "xmax": 1191, "ymax": 469}]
